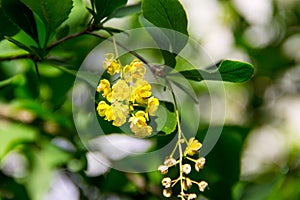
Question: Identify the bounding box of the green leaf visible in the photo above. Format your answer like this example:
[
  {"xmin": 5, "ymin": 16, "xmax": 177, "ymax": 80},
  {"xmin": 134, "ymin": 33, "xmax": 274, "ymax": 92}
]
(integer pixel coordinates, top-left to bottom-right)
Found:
[
  {"xmin": 50, "ymin": 63, "xmax": 99, "ymax": 87},
  {"xmin": 56, "ymin": 25, "xmax": 70, "ymax": 40},
  {"xmin": 217, "ymin": 60, "xmax": 255, "ymax": 82},
  {"xmin": 20, "ymin": 0, "xmax": 73, "ymax": 45},
  {"xmin": 0, "ymin": 75, "xmax": 22, "ymax": 88},
  {"xmin": 155, "ymin": 101, "xmax": 177, "ymax": 135},
  {"xmin": 5, "ymin": 36, "xmax": 34, "ymax": 54},
  {"xmin": 142, "ymin": 0, "xmax": 188, "ymax": 53},
  {"xmin": 0, "ymin": 122, "xmax": 37, "ymax": 159},
  {"xmin": 1, "ymin": 0, "xmax": 39, "ymax": 44},
  {"xmin": 142, "ymin": 0, "xmax": 188, "ymax": 35},
  {"xmin": 93, "ymin": 0, "xmax": 128, "ymax": 24},
  {"xmin": 0, "ymin": 5, "xmax": 19, "ymax": 40},
  {"xmin": 108, "ymin": 2, "xmax": 141, "ymax": 19},
  {"xmin": 175, "ymin": 60, "xmax": 255, "ymax": 83},
  {"xmin": 195, "ymin": 126, "xmax": 250, "ymax": 200}
]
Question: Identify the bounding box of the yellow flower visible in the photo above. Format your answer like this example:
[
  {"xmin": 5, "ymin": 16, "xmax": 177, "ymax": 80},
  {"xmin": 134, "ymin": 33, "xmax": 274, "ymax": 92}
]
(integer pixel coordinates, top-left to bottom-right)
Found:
[
  {"xmin": 184, "ymin": 137, "xmax": 202, "ymax": 156},
  {"xmin": 147, "ymin": 96, "xmax": 159, "ymax": 116},
  {"xmin": 123, "ymin": 64, "xmax": 133, "ymax": 82},
  {"xmin": 96, "ymin": 79, "xmax": 111, "ymax": 97},
  {"xmin": 131, "ymin": 80, "xmax": 152, "ymax": 104},
  {"xmin": 111, "ymin": 102, "xmax": 129, "ymax": 126},
  {"xmin": 104, "ymin": 106, "xmax": 114, "ymax": 121},
  {"xmin": 130, "ymin": 59, "xmax": 146, "ymax": 80},
  {"xmin": 103, "ymin": 53, "xmax": 120, "ymax": 75},
  {"xmin": 97, "ymin": 101, "xmax": 109, "ymax": 117},
  {"xmin": 123, "ymin": 59, "xmax": 146, "ymax": 82},
  {"xmin": 129, "ymin": 111, "xmax": 152, "ymax": 137},
  {"xmin": 112, "ymin": 80, "xmax": 130, "ymax": 102}
]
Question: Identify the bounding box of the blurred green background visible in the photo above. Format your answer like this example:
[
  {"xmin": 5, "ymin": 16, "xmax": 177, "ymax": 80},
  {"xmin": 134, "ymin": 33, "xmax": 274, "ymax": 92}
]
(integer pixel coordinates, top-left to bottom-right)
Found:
[{"xmin": 1, "ymin": 0, "xmax": 300, "ymax": 199}]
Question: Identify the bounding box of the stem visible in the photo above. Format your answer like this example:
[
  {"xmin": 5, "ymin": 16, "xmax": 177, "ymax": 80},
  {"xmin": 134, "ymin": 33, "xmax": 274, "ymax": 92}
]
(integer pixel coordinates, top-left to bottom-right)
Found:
[
  {"xmin": 46, "ymin": 28, "xmax": 90, "ymax": 51},
  {"xmin": 86, "ymin": 31, "xmax": 166, "ymax": 78},
  {"xmin": 0, "ymin": 54, "xmax": 33, "ymax": 62}
]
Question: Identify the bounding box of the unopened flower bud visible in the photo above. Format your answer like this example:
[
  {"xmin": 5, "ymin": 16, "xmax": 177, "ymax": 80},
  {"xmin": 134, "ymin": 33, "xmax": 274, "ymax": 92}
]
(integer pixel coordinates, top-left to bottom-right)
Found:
[
  {"xmin": 195, "ymin": 157, "xmax": 206, "ymax": 171},
  {"xmin": 158, "ymin": 165, "xmax": 168, "ymax": 174},
  {"xmin": 162, "ymin": 177, "xmax": 172, "ymax": 188},
  {"xmin": 163, "ymin": 188, "xmax": 172, "ymax": 198},
  {"xmin": 164, "ymin": 157, "xmax": 177, "ymax": 167},
  {"xmin": 198, "ymin": 181, "xmax": 208, "ymax": 192},
  {"xmin": 187, "ymin": 193, "xmax": 197, "ymax": 200},
  {"xmin": 182, "ymin": 164, "xmax": 191, "ymax": 174}
]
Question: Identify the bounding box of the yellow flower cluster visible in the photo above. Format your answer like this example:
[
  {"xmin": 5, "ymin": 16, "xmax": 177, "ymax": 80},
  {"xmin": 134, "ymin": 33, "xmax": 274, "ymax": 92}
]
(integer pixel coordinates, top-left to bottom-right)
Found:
[
  {"xmin": 96, "ymin": 54, "xmax": 159, "ymax": 137},
  {"xmin": 158, "ymin": 138, "xmax": 208, "ymax": 199}
]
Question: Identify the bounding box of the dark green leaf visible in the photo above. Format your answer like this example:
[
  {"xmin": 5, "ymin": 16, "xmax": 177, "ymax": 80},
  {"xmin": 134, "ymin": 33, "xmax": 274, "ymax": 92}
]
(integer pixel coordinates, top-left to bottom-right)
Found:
[
  {"xmin": 56, "ymin": 25, "xmax": 70, "ymax": 40},
  {"xmin": 0, "ymin": 5, "xmax": 19, "ymax": 40},
  {"xmin": 175, "ymin": 60, "xmax": 255, "ymax": 83},
  {"xmin": 195, "ymin": 126, "xmax": 250, "ymax": 200},
  {"xmin": 142, "ymin": 0, "xmax": 188, "ymax": 53},
  {"xmin": 1, "ymin": 0, "xmax": 39, "ymax": 43},
  {"xmin": 217, "ymin": 60, "xmax": 255, "ymax": 82},
  {"xmin": 93, "ymin": 0, "xmax": 127, "ymax": 23},
  {"xmin": 0, "ymin": 172, "xmax": 30, "ymax": 200},
  {"xmin": 21, "ymin": 0, "xmax": 73, "ymax": 45},
  {"xmin": 108, "ymin": 2, "xmax": 141, "ymax": 19}
]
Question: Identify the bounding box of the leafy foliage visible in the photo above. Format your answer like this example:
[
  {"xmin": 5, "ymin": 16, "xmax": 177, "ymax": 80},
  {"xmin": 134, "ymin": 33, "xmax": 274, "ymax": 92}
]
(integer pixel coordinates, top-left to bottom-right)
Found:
[
  {"xmin": 1, "ymin": 0, "xmax": 297, "ymax": 199},
  {"xmin": 1, "ymin": 0, "xmax": 39, "ymax": 44},
  {"xmin": 176, "ymin": 60, "xmax": 254, "ymax": 83},
  {"xmin": 142, "ymin": 0, "xmax": 189, "ymax": 68},
  {"xmin": 90, "ymin": 0, "xmax": 128, "ymax": 24},
  {"xmin": 20, "ymin": 0, "xmax": 73, "ymax": 45}
]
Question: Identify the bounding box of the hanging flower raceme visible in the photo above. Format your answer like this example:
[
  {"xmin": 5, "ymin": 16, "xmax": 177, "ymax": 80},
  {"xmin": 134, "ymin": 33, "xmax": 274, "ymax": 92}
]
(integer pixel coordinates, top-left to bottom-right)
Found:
[
  {"xmin": 96, "ymin": 53, "xmax": 159, "ymax": 137},
  {"xmin": 158, "ymin": 137, "xmax": 208, "ymax": 199}
]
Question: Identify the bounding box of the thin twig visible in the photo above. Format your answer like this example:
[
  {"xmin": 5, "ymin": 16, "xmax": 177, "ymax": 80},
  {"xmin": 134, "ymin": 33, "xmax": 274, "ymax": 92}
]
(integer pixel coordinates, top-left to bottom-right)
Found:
[
  {"xmin": 46, "ymin": 28, "xmax": 90, "ymax": 51},
  {"xmin": 86, "ymin": 31, "xmax": 166, "ymax": 78},
  {"xmin": 0, "ymin": 54, "xmax": 33, "ymax": 62}
]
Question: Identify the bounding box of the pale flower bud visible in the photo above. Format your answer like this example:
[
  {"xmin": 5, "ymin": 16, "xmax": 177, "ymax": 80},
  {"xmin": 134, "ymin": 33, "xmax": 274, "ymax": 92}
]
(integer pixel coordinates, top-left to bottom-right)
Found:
[
  {"xmin": 163, "ymin": 188, "xmax": 172, "ymax": 198},
  {"xmin": 161, "ymin": 177, "xmax": 172, "ymax": 188},
  {"xmin": 195, "ymin": 157, "xmax": 206, "ymax": 171},
  {"xmin": 158, "ymin": 165, "xmax": 168, "ymax": 174},
  {"xmin": 187, "ymin": 193, "xmax": 197, "ymax": 200},
  {"xmin": 182, "ymin": 164, "xmax": 191, "ymax": 174},
  {"xmin": 164, "ymin": 157, "xmax": 177, "ymax": 167},
  {"xmin": 198, "ymin": 181, "xmax": 208, "ymax": 192}
]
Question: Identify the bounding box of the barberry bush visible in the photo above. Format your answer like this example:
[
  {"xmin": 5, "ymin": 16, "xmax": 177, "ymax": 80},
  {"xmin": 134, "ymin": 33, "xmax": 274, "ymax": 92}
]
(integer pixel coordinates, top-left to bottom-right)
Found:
[{"xmin": 2, "ymin": 0, "xmax": 299, "ymax": 200}]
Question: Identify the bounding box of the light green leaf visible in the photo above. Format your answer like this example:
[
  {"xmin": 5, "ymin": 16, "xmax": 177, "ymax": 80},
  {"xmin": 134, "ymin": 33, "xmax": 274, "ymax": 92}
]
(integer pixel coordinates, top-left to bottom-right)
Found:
[
  {"xmin": 20, "ymin": 0, "xmax": 73, "ymax": 44},
  {"xmin": 155, "ymin": 101, "xmax": 177, "ymax": 135},
  {"xmin": 26, "ymin": 142, "xmax": 71, "ymax": 200},
  {"xmin": 0, "ymin": 122, "xmax": 37, "ymax": 159},
  {"xmin": 1, "ymin": 0, "xmax": 39, "ymax": 44},
  {"xmin": 5, "ymin": 36, "xmax": 34, "ymax": 54},
  {"xmin": 174, "ymin": 60, "xmax": 255, "ymax": 83},
  {"xmin": 0, "ymin": 74, "xmax": 22, "ymax": 88}
]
